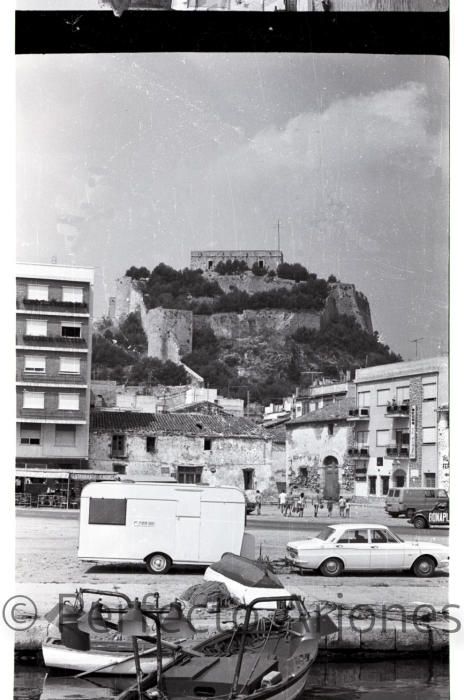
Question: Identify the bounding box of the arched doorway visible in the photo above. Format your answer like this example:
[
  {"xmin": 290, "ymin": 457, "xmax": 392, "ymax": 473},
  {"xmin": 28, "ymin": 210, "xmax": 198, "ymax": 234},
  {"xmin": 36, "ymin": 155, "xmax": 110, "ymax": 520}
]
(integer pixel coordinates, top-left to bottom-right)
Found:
[
  {"xmin": 323, "ymin": 456, "xmax": 340, "ymax": 500},
  {"xmin": 392, "ymin": 468, "xmax": 406, "ymax": 488}
]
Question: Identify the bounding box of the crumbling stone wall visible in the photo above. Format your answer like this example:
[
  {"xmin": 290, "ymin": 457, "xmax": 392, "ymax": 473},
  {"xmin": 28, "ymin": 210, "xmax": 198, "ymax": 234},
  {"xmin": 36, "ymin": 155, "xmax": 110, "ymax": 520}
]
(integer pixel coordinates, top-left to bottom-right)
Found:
[
  {"xmin": 88, "ymin": 430, "xmax": 274, "ymax": 492},
  {"xmin": 144, "ymin": 307, "xmax": 193, "ymax": 363},
  {"xmin": 111, "ymin": 276, "xmax": 144, "ymax": 321},
  {"xmin": 194, "ymin": 309, "xmax": 320, "ymax": 340},
  {"xmin": 321, "ymin": 283, "xmax": 373, "ymax": 333}
]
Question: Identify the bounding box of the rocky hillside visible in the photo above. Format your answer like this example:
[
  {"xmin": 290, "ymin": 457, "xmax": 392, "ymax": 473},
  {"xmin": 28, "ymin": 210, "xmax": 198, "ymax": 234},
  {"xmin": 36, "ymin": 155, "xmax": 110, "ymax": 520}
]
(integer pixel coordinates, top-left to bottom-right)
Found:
[{"xmin": 95, "ymin": 262, "xmax": 401, "ymax": 403}]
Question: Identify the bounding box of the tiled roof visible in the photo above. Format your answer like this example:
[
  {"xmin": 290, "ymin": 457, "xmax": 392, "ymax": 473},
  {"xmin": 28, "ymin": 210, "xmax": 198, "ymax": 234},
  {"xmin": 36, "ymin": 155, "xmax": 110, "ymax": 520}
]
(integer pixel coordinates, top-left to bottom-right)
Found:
[
  {"xmin": 288, "ymin": 397, "xmax": 356, "ymax": 426},
  {"xmin": 173, "ymin": 401, "xmax": 228, "ymax": 415},
  {"xmin": 90, "ymin": 411, "xmax": 267, "ymax": 438},
  {"xmin": 263, "ymin": 425, "xmax": 287, "ymax": 444}
]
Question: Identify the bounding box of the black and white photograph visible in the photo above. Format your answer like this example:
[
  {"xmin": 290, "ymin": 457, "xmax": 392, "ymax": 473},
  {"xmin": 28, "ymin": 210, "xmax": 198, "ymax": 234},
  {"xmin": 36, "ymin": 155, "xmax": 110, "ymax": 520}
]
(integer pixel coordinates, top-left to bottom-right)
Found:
[
  {"xmin": 15, "ymin": 1, "xmax": 450, "ymax": 13},
  {"xmin": 8, "ymin": 3, "xmax": 457, "ymax": 700}
]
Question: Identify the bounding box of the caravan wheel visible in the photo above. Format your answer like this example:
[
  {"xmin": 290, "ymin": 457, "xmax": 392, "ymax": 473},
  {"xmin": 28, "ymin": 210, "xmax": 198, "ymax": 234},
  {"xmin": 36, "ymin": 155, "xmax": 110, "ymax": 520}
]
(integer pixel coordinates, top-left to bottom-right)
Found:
[{"xmin": 146, "ymin": 552, "xmax": 172, "ymax": 575}]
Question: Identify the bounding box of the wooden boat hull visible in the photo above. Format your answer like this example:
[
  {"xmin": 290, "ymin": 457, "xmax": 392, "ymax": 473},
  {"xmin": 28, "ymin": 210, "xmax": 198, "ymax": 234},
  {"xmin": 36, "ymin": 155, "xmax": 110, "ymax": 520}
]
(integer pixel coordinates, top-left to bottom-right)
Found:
[{"xmin": 42, "ymin": 638, "xmax": 169, "ymax": 676}]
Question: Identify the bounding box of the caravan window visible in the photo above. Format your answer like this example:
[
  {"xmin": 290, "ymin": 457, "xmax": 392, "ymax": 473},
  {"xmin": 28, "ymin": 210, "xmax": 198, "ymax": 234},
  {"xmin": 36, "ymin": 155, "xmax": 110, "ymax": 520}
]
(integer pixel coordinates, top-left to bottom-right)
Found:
[{"xmin": 89, "ymin": 498, "xmax": 127, "ymax": 525}]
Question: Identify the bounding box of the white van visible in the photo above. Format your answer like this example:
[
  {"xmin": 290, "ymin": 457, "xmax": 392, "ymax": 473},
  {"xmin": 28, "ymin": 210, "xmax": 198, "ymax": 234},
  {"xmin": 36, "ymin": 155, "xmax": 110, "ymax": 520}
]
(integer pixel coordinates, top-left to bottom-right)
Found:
[{"xmin": 78, "ymin": 481, "xmax": 254, "ymax": 574}]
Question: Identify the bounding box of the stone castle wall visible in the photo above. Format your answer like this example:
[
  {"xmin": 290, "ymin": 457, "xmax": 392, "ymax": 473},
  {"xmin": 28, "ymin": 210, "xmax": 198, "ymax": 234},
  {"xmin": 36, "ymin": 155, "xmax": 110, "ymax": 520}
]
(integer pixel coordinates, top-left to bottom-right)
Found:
[
  {"xmin": 191, "ymin": 250, "xmax": 283, "ymax": 272},
  {"xmin": 322, "ymin": 283, "xmax": 373, "ymax": 334},
  {"xmin": 193, "ymin": 309, "xmax": 321, "ymax": 340},
  {"xmin": 144, "ymin": 307, "xmax": 193, "ymax": 363}
]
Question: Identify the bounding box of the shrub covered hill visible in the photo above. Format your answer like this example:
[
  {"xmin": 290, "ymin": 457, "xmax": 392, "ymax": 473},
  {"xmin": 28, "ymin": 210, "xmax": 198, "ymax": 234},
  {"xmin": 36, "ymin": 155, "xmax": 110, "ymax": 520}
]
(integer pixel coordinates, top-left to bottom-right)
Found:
[{"xmin": 92, "ymin": 261, "xmax": 401, "ymax": 405}]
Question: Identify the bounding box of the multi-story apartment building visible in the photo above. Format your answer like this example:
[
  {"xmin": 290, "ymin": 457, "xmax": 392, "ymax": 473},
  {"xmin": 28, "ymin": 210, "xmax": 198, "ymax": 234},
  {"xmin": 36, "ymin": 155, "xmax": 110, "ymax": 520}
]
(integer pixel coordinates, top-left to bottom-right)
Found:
[
  {"xmin": 16, "ymin": 262, "xmax": 94, "ymax": 472},
  {"xmin": 350, "ymin": 357, "xmax": 449, "ymax": 496}
]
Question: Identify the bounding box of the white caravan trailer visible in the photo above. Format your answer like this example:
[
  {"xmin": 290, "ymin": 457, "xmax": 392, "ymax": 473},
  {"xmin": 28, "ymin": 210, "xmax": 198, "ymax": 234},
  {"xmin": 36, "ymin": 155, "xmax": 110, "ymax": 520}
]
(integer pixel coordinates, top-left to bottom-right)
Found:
[{"xmin": 78, "ymin": 481, "xmax": 253, "ymax": 574}]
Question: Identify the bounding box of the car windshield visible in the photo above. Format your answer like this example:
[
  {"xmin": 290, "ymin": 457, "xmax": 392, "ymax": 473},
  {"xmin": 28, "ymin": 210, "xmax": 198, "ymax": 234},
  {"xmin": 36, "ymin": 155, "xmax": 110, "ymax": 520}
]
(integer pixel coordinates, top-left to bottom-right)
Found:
[{"xmin": 315, "ymin": 527, "xmax": 336, "ymax": 541}]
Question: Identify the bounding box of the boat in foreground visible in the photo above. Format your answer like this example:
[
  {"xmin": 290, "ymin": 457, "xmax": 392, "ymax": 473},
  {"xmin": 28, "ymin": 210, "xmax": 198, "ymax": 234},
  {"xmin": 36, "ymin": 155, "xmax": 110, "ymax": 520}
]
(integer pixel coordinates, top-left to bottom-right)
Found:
[{"xmin": 120, "ymin": 594, "xmax": 337, "ymax": 700}]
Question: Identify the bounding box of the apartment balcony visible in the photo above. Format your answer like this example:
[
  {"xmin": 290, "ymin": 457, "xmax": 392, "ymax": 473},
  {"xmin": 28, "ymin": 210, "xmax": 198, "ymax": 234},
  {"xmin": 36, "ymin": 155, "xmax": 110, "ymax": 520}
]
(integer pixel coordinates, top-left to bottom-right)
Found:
[
  {"xmin": 17, "ymin": 407, "xmax": 87, "ymax": 423},
  {"xmin": 18, "ymin": 298, "xmax": 89, "ymax": 313},
  {"xmin": 19, "ymin": 335, "xmax": 88, "ymax": 348},
  {"xmin": 385, "ymin": 445, "xmax": 410, "ymax": 458},
  {"xmin": 385, "ymin": 401, "xmax": 410, "ymax": 418},
  {"xmin": 347, "ymin": 446, "xmax": 369, "ymax": 458},
  {"xmin": 347, "ymin": 407, "xmax": 370, "ymax": 421},
  {"xmin": 17, "ymin": 370, "xmax": 87, "ymax": 386}
]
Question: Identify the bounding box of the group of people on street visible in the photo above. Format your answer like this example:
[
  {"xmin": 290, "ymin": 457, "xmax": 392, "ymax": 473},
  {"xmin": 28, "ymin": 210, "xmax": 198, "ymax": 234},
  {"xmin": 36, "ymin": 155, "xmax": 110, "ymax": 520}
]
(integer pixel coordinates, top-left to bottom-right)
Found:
[
  {"xmin": 253, "ymin": 489, "xmax": 352, "ymax": 518},
  {"xmin": 277, "ymin": 490, "xmax": 352, "ymax": 518}
]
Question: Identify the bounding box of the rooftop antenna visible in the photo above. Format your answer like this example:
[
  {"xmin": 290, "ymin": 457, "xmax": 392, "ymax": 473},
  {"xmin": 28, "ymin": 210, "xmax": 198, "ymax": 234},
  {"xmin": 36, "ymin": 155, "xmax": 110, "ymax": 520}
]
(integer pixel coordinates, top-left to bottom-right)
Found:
[{"xmin": 410, "ymin": 337, "xmax": 424, "ymax": 360}]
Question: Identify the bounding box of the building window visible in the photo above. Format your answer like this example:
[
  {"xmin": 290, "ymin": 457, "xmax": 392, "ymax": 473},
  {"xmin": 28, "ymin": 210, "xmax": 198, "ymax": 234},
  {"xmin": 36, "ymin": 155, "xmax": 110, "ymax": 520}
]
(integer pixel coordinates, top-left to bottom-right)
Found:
[
  {"xmin": 423, "ymin": 383, "xmax": 437, "ymax": 401},
  {"xmin": 23, "ymin": 391, "xmax": 44, "ymax": 409},
  {"xmin": 208, "ymin": 260, "xmax": 213, "ymax": 270},
  {"xmin": 258, "ymin": 260, "xmax": 264, "ymax": 269},
  {"xmin": 146, "ymin": 436, "xmax": 156, "ymax": 453},
  {"xmin": 396, "ymin": 430, "xmax": 409, "ymax": 446},
  {"xmin": 381, "ymin": 476, "xmax": 390, "ymax": 495},
  {"xmin": 89, "ymin": 498, "xmax": 127, "ymax": 525},
  {"xmin": 26, "ymin": 319, "xmax": 47, "ymax": 336},
  {"xmin": 177, "ymin": 466, "xmax": 203, "ymax": 484},
  {"xmin": 328, "ymin": 423, "xmax": 334, "ymax": 436},
  {"xmin": 20, "ymin": 423, "xmax": 41, "ymax": 445},
  {"xmin": 113, "ymin": 464, "xmax": 126, "ymax": 475},
  {"xmin": 58, "ymin": 393, "xmax": 79, "ymax": 411},
  {"xmin": 62, "ymin": 286, "xmax": 83, "ymax": 303},
  {"xmin": 358, "ymin": 391, "xmax": 370, "ymax": 407},
  {"xmin": 61, "ymin": 322, "xmax": 81, "ymax": 338},
  {"xmin": 357, "ymin": 430, "xmax": 369, "ymax": 446},
  {"xmin": 112, "ymin": 434, "xmax": 126, "ymax": 458},
  {"xmin": 27, "ymin": 284, "xmax": 48, "ymax": 301},
  {"xmin": 376, "ymin": 430, "xmax": 390, "ymax": 447},
  {"xmin": 424, "ymin": 473, "xmax": 436, "ymax": 488},
  {"xmin": 377, "ymin": 388, "xmax": 390, "ymax": 406},
  {"xmin": 422, "ymin": 427, "xmax": 437, "ymax": 444},
  {"xmin": 55, "ymin": 424, "xmax": 76, "ymax": 447},
  {"xmin": 24, "ymin": 356, "xmax": 46, "ymax": 373},
  {"xmin": 204, "ymin": 438, "xmax": 212, "ymax": 451},
  {"xmin": 396, "ymin": 386, "xmax": 410, "ymax": 403},
  {"xmin": 377, "ymin": 457, "xmax": 383, "ymax": 467},
  {"xmin": 59, "ymin": 356, "xmax": 81, "ymax": 374},
  {"xmin": 368, "ymin": 476, "xmax": 377, "ymax": 495}
]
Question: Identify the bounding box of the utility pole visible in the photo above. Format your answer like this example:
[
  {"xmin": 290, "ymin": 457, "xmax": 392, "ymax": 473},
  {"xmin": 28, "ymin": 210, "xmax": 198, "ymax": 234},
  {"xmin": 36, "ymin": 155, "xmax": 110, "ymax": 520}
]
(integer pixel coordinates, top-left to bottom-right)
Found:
[{"xmin": 410, "ymin": 338, "xmax": 424, "ymax": 360}]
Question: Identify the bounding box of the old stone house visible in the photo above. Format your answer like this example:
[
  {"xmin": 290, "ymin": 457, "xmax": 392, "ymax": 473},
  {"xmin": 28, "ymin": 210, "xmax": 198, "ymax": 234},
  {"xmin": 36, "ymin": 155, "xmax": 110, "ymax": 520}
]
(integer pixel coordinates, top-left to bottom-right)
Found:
[
  {"xmin": 89, "ymin": 411, "xmax": 274, "ymax": 493},
  {"xmin": 286, "ymin": 397, "xmax": 356, "ymax": 500}
]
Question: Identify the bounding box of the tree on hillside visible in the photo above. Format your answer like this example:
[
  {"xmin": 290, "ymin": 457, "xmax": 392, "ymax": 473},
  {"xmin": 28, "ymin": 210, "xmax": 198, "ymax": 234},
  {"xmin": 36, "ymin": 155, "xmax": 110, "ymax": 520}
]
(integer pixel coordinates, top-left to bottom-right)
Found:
[{"xmin": 125, "ymin": 266, "xmax": 151, "ymax": 280}]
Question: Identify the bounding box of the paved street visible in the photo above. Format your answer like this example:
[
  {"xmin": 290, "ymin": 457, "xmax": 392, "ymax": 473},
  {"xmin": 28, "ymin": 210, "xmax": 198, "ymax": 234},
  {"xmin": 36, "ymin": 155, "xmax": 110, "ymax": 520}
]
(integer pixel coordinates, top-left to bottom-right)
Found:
[{"xmin": 15, "ymin": 509, "xmax": 448, "ymax": 615}]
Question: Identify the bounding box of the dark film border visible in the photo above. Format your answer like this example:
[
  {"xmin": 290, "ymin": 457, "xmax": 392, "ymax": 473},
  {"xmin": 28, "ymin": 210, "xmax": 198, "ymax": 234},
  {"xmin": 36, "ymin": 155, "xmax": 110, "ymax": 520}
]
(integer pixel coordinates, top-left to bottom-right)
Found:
[{"xmin": 16, "ymin": 10, "xmax": 449, "ymax": 56}]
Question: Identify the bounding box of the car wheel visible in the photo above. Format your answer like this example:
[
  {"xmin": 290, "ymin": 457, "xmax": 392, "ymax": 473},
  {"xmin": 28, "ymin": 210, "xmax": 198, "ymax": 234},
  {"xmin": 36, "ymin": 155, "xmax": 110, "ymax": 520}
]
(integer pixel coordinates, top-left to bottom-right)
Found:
[
  {"xmin": 413, "ymin": 516, "xmax": 427, "ymax": 529},
  {"xmin": 406, "ymin": 509, "xmax": 415, "ymax": 519},
  {"xmin": 320, "ymin": 558, "xmax": 344, "ymax": 577},
  {"xmin": 412, "ymin": 556, "xmax": 436, "ymax": 578},
  {"xmin": 145, "ymin": 552, "xmax": 172, "ymax": 575}
]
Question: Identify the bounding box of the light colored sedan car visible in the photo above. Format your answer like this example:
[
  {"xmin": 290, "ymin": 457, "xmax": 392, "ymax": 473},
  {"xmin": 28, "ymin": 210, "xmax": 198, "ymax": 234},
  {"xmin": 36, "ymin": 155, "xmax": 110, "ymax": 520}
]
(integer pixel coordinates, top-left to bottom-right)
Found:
[{"xmin": 286, "ymin": 523, "xmax": 449, "ymax": 578}]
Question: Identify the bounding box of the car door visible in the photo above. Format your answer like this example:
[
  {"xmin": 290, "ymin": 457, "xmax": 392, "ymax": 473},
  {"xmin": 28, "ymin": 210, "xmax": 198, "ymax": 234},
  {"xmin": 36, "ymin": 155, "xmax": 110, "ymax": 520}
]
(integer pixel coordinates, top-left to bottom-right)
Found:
[
  {"xmin": 368, "ymin": 528, "xmax": 406, "ymax": 570},
  {"xmin": 333, "ymin": 528, "xmax": 371, "ymax": 570}
]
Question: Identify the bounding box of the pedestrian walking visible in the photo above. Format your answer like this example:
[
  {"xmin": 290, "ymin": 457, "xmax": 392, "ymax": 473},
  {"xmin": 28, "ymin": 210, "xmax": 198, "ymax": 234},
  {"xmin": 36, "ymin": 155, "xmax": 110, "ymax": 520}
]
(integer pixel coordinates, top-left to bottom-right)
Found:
[
  {"xmin": 255, "ymin": 490, "xmax": 262, "ymax": 515},
  {"xmin": 292, "ymin": 490, "xmax": 299, "ymax": 516},
  {"xmin": 284, "ymin": 492, "xmax": 292, "ymax": 517},
  {"xmin": 297, "ymin": 492, "xmax": 306, "ymax": 517},
  {"xmin": 338, "ymin": 496, "xmax": 346, "ymax": 517},
  {"xmin": 345, "ymin": 498, "xmax": 351, "ymax": 518},
  {"xmin": 279, "ymin": 491, "xmax": 287, "ymax": 514},
  {"xmin": 326, "ymin": 499, "xmax": 333, "ymax": 517},
  {"xmin": 312, "ymin": 494, "xmax": 320, "ymax": 517}
]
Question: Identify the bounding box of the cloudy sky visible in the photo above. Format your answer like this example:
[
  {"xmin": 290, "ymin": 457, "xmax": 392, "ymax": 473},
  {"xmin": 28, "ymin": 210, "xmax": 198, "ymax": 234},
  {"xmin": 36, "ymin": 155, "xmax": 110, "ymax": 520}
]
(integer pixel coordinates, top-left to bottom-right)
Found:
[{"xmin": 16, "ymin": 53, "xmax": 448, "ymax": 360}]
